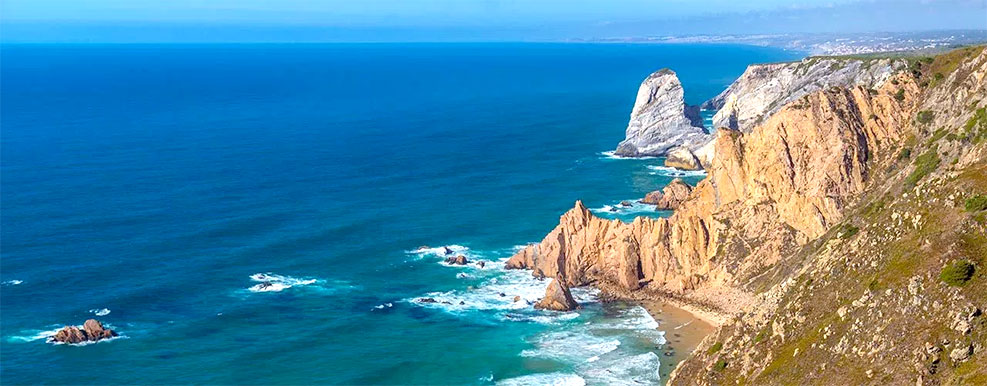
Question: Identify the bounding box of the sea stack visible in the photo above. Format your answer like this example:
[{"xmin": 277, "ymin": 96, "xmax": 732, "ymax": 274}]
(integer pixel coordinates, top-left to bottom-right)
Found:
[
  {"xmin": 534, "ymin": 279, "xmax": 579, "ymax": 311},
  {"xmin": 50, "ymin": 319, "xmax": 118, "ymax": 344},
  {"xmin": 614, "ymin": 69, "xmax": 708, "ymax": 157},
  {"xmin": 640, "ymin": 178, "xmax": 693, "ymax": 210}
]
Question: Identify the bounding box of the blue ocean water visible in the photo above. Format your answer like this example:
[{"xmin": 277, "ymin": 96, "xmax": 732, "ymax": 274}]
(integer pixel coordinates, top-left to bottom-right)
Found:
[{"xmin": 0, "ymin": 43, "xmax": 800, "ymax": 384}]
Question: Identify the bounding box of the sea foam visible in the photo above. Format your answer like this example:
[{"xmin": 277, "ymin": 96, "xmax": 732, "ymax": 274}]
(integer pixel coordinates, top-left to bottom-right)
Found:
[{"xmin": 647, "ymin": 165, "xmax": 707, "ymax": 177}]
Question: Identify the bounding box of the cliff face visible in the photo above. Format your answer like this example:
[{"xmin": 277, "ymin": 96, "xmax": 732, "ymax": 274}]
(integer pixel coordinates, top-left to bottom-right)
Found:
[
  {"xmin": 614, "ymin": 69, "xmax": 709, "ymax": 157},
  {"xmin": 703, "ymin": 57, "xmax": 906, "ymax": 132},
  {"xmin": 514, "ymin": 46, "xmax": 987, "ymax": 384},
  {"xmin": 673, "ymin": 46, "xmax": 987, "ymax": 385},
  {"xmin": 509, "ymin": 67, "xmax": 918, "ymax": 302}
]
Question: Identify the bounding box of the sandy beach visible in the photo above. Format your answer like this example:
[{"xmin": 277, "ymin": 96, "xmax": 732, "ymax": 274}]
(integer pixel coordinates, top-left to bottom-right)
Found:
[{"xmin": 641, "ymin": 300, "xmax": 717, "ymax": 380}]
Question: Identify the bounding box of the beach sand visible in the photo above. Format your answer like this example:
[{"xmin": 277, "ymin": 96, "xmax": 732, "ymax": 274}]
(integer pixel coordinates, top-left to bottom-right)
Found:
[{"xmin": 641, "ymin": 300, "xmax": 716, "ymax": 380}]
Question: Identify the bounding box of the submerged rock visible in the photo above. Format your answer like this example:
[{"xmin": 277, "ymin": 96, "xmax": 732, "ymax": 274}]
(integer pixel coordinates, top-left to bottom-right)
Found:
[
  {"xmin": 534, "ymin": 279, "xmax": 579, "ymax": 311},
  {"xmin": 50, "ymin": 319, "xmax": 117, "ymax": 344}
]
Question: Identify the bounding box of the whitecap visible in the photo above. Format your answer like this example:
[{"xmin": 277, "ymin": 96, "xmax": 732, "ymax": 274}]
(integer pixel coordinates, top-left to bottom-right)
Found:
[
  {"xmin": 8, "ymin": 324, "xmax": 126, "ymax": 346},
  {"xmin": 89, "ymin": 308, "xmax": 111, "ymax": 316},
  {"xmin": 408, "ymin": 244, "xmax": 470, "ymax": 258},
  {"xmin": 246, "ymin": 273, "xmax": 324, "ymax": 293},
  {"xmin": 599, "ymin": 151, "xmax": 658, "ymax": 160},
  {"xmin": 646, "ymin": 165, "xmax": 707, "ymax": 177},
  {"xmin": 590, "ymin": 200, "xmax": 660, "ymax": 217},
  {"xmin": 496, "ymin": 372, "xmax": 586, "ymax": 386},
  {"xmin": 373, "ymin": 302, "xmax": 393, "ymax": 310},
  {"xmin": 2, "ymin": 280, "xmax": 23, "ymax": 286}
]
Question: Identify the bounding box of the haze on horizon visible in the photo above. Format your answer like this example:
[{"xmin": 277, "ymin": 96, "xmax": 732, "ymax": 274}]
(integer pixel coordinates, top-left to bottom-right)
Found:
[{"xmin": 1, "ymin": 0, "xmax": 986, "ymax": 42}]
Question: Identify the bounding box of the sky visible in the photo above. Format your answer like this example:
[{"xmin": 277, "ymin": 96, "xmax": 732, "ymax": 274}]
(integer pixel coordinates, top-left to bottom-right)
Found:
[{"xmin": 1, "ymin": 0, "xmax": 986, "ymax": 42}]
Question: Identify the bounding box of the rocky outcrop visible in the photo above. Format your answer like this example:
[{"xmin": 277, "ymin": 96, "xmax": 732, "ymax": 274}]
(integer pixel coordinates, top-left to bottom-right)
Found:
[
  {"xmin": 664, "ymin": 146, "xmax": 703, "ymax": 170},
  {"xmin": 50, "ymin": 319, "xmax": 117, "ymax": 344},
  {"xmin": 641, "ymin": 178, "xmax": 693, "ymax": 210},
  {"xmin": 444, "ymin": 255, "xmax": 468, "ymax": 265},
  {"xmin": 534, "ymin": 279, "xmax": 579, "ymax": 311},
  {"xmin": 703, "ymin": 57, "xmax": 906, "ymax": 132},
  {"xmin": 614, "ymin": 69, "xmax": 708, "ymax": 157},
  {"xmin": 509, "ymin": 64, "xmax": 919, "ymax": 306}
]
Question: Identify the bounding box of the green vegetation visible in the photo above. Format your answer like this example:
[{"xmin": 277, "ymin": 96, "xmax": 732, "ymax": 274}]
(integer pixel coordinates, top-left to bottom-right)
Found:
[
  {"xmin": 963, "ymin": 108, "xmax": 987, "ymax": 144},
  {"xmin": 965, "ymin": 195, "xmax": 987, "ymax": 212},
  {"xmin": 904, "ymin": 146, "xmax": 941, "ymax": 189},
  {"xmin": 754, "ymin": 327, "xmax": 770, "ymax": 343},
  {"xmin": 917, "ymin": 110, "xmax": 935, "ymax": 124},
  {"xmin": 897, "ymin": 148, "xmax": 912, "ymax": 161},
  {"xmin": 714, "ymin": 360, "xmax": 728, "ymax": 372},
  {"xmin": 708, "ymin": 342, "xmax": 723, "ymax": 355},
  {"xmin": 939, "ymin": 260, "xmax": 976, "ymax": 286},
  {"xmin": 893, "ymin": 89, "xmax": 906, "ymax": 102},
  {"xmin": 838, "ymin": 224, "xmax": 860, "ymax": 239}
]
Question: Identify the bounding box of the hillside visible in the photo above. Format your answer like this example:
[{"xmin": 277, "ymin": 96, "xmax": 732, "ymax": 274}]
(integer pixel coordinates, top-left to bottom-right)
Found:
[{"xmin": 511, "ymin": 45, "xmax": 987, "ymax": 385}]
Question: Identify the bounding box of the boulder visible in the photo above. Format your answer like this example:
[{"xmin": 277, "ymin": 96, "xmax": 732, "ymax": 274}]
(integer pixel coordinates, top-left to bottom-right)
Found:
[
  {"xmin": 664, "ymin": 146, "xmax": 702, "ymax": 170},
  {"xmin": 52, "ymin": 326, "xmax": 87, "ymax": 344},
  {"xmin": 476, "ymin": 261, "xmax": 486, "ymax": 268},
  {"xmin": 641, "ymin": 178, "xmax": 693, "ymax": 210},
  {"xmin": 417, "ymin": 297, "xmax": 438, "ymax": 303},
  {"xmin": 513, "ymin": 296, "xmax": 521, "ymax": 302},
  {"xmin": 950, "ymin": 344, "xmax": 973, "ymax": 363},
  {"xmin": 50, "ymin": 319, "xmax": 117, "ymax": 344},
  {"xmin": 534, "ymin": 279, "xmax": 579, "ymax": 311},
  {"xmin": 444, "ymin": 255, "xmax": 469, "ymax": 265}
]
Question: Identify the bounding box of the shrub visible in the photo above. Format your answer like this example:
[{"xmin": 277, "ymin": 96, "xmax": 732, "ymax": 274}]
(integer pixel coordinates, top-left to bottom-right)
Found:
[
  {"xmin": 894, "ymin": 89, "xmax": 906, "ymax": 102},
  {"xmin": 897, "ymin": 148, "xmax": 912, "ymax": 160},
  {"xmin": 714, "ymin": 360, "xmax": 728, "ymax": 371},
  {"xmin": 939, "ymin": 260, "xmax": 975, "ymax": 286},
  {"xmin": 904, "ymin": 147, "xmax": 940, "ymax": 189},
  {"xmin": 839, "ymin": 224, "xmax": 859, "ymax": 239},
  {"xmin": 965, "ymin": 195, "xmax": 987, "ymax": 212},
  {"xmin": 708, "ymin": 342, "xmax": 723, "ymax": 355},
  {"xmin": 917, "ymin": 110, "xmax": 935, "ymax": 124}
]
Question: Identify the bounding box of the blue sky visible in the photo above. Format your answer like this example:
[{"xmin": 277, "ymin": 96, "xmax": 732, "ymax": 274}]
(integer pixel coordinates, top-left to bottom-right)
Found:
[{"xmin": 2, "ymin": 0, "xmax": 985, "ymax": 42}]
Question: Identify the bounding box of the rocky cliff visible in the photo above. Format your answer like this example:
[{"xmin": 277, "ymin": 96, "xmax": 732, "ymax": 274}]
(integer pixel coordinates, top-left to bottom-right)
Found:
[
  {"xmin": 703, "ymin": 56, "xmax": 907, "ymax": 132},
  {"xmin": 513, "ymin": 46, "xmax": 987, "ymax": 384},
  {"xmin": 614, "ymin": 69, "xmax": 708, "ymax": 157}
]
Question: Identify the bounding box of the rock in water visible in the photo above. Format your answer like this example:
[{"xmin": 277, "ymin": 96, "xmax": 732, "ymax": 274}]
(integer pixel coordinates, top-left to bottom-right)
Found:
[
  {"xmin": 444, "ymin": 255, "xmax": 469, "ymax": 265},
  {"xmin": 534, "ymin": 279, "xmax": 579, "ymax": 311},
  {"xmin": 51, "ymin": 319, "xmax": 117, "ymax": 344},
  {"xmin": 614, "ymin": 69, "xmax": 708, "ymax": 157},
  {"xmin": 663, "ymin": 146, "xmax": 703, "ymax": 170},
  {"xmin": 52, "ymin": 326, "xmax": 87, "ymax": 344},
  {"xmin": 640, "ymin": 178, "xmax": 693, "ymax": 210}
]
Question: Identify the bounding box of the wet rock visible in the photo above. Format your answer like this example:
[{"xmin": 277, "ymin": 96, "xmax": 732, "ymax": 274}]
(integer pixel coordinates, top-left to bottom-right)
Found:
[
  {"xmin": 444, "ymin": 255, "xmax": 469, "ymax": 265},
  {"xmin": 620, "ymin": 201, "xmax": 633, "ymax": 207},
  {"xmin": 533, "ymin": 279, "xmax": 579, "ymax": 311},
  {"xmin": 50, "ymin": 319, "xmax": 117, "ymax": 344},
  {"xmin": 417, "ymin": 298, "xmax": 437, "ymax": 303},
  {"xmin": 476, "ymin": 261, "xmax": 486, "ymax": 268},
  {"xmin": 513, "ymin": 296, "xmax": 522, "ymax": 302},
  {"xmin": 443, "ymin": 247, "xmax": 453, "ymax": 255}
]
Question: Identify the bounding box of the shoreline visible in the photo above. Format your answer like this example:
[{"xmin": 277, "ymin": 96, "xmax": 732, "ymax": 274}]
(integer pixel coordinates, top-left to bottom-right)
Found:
[{"xmin": 638, "ymin": 300, "xmax": 716, "ymax": 380}]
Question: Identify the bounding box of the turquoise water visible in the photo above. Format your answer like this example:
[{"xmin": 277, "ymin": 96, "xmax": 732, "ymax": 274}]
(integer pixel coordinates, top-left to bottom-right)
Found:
[{"xmin": 0, "ymin": 43, "xmax": 800, "ymax": 384}]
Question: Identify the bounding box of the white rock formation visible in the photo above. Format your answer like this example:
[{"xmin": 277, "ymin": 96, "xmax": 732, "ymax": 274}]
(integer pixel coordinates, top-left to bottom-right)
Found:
[
  {"xmin": 614, "ymin": 69, "xmax": 708, "ymax": 157},
  {"xmin": 703, "ymin": 57, "xmax": 906, "ymax": 132}
]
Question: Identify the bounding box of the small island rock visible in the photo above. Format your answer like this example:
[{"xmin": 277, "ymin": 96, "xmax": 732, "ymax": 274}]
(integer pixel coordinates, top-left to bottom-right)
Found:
[{"xmin": 534, "ymin": 279, "xmax": 579, "ymax": 311}]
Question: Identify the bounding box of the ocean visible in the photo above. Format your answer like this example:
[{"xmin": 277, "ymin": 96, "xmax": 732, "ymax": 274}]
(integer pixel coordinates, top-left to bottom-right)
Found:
[{"xmin": 0, "ymin": 43, "xmax": 801, "ymax": 384}]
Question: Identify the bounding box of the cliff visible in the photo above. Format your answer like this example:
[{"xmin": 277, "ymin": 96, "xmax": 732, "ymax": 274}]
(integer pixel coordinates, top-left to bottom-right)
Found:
[
  {"xmin": 703, "ymin": 56, "xmax": 907, "ymax": 132},
  {"xmin": 614, "ymin": 69, "xmax": 709, "ymax": 157},
  {"xmin": 513, "ymin": 45, "xmax": 987, "ymax": 384}
]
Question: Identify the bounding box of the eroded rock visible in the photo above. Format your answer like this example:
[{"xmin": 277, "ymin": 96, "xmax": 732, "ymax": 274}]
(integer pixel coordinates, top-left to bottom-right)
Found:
[{"xmin": 534, "ymin": 279, "xmax": 579, "ymax": 311}]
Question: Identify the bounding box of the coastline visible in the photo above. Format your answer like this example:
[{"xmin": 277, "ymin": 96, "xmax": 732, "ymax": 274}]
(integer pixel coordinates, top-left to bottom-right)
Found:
[{"xmin": 639, "ymin": 300, "xmax": 716, "ymax": 380}]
